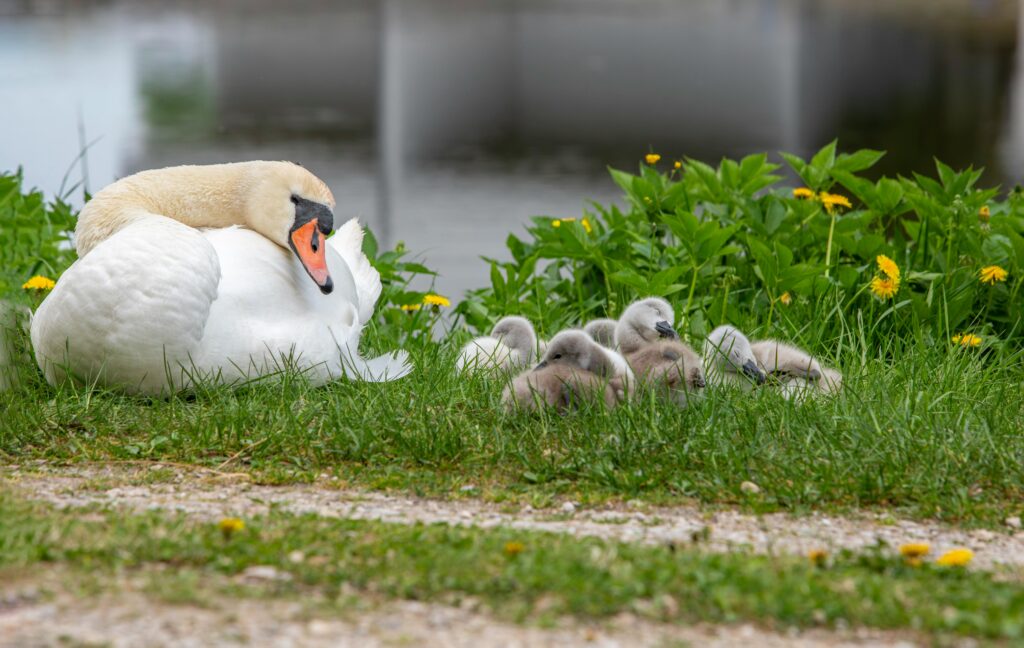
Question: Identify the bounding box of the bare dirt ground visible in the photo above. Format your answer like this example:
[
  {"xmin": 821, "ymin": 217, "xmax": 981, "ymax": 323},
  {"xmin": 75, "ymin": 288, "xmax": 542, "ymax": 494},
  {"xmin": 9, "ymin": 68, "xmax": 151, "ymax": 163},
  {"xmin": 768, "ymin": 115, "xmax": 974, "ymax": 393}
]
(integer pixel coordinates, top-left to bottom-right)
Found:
[{"xmin": 5, "ymin": 463, "xmax": 1024, "ymax": 572}]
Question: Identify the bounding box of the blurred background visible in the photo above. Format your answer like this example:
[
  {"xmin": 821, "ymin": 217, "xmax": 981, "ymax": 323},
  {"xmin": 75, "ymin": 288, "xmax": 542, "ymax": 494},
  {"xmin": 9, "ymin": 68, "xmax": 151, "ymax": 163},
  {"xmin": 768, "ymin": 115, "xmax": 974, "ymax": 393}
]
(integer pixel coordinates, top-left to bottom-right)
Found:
[{"xmin": 0, "ymin": 0, "xmax": 1019, "ymax": 298}]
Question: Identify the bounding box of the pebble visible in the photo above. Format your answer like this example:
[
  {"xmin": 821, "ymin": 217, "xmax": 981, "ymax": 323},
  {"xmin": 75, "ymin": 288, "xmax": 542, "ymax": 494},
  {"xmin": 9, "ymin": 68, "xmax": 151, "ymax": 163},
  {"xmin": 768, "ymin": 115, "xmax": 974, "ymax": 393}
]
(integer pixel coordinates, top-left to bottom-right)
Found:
[
  {"xmin": 240, "ymin": 565, "xmax": 292, "ymax": 583},
  {"xmin": 1006, "ymin": 516, "xmax": 1022, "ymax": 529},
  {"xmin": 740, "ymin": 481, "xmax": 761, "ymax": 495},
  {"xmin": 561, "ymin": 501, "xmax": 577, "ymax": 514}
]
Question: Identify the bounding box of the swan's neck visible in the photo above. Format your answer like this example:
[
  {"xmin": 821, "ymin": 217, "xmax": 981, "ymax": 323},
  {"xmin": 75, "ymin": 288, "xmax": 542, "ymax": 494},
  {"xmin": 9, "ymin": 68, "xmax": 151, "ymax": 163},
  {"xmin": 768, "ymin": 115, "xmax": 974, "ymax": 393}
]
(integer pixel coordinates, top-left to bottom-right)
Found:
[{"xmin": 75, "ymin": 163, "xmax": 252, "ymax": 256}]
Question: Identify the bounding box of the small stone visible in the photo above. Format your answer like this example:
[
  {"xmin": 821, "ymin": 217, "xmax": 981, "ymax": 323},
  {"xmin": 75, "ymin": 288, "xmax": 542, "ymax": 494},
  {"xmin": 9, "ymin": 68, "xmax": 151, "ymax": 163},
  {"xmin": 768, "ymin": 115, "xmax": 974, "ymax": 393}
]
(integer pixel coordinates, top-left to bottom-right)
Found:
[
  {"xmin": 740, "ymin": 481, "xmax": 761, "ymax": 495},
  {"xmin": 240, "ymin": 565, "xmax": 292, "ymax": 582},
  {"xmin": 561, "ymin": 501, "xmax": 577, "ymax": 514},
  {"xmin": 459, "ymin": 484, "xmax": 477, "ymax": 493},
  {"xmin": 287, "ymin": 550, "xmax": 306, "ymax": 564},
  {"xmin": 1005, "ymin": 516, "xmax": 1022, "ymax": 529}
]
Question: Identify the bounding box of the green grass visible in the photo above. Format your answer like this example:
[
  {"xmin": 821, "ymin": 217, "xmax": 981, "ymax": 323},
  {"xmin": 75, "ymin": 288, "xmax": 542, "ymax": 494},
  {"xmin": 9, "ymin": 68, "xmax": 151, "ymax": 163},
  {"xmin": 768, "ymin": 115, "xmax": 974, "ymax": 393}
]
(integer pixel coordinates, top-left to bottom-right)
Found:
[
  {"xmin": 2, "ymin": 328, "xmax": 1023, "ymax": 525},
  {"xmin": 2, "ymin": 491, "xmax": 1023, "ymax": 640}
]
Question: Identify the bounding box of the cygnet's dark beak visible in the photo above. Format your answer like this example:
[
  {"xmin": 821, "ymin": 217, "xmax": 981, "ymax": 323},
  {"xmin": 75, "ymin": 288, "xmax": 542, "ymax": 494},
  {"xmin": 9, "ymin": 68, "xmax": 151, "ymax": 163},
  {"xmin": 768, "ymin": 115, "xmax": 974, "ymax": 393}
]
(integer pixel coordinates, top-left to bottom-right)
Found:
[
  {"xmin": 806, "ymin": 368, "xmax": 822, "ymax": 380},
  {"xmin": 742, "ymin": 359, "xmax": 767, "ymax": 384},
  {"xmin": 534, "ymin": 360, "xmax": 549, "ymax": 370},
  {"xmin": 654, "ymin": 320, "xmax": 678, "ymax": 339}
]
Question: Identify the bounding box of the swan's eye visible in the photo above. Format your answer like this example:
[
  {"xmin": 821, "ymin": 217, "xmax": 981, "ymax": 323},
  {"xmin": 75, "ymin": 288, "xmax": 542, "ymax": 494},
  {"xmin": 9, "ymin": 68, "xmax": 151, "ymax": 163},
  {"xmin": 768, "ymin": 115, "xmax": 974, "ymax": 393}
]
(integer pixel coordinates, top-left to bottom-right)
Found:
[
  {"xmin": 553, "ymin": 353, "xmax": 562, "ymax": 360},
  {"xmin": 290, "ymin": 195, "xmax": 300, "ymax": 205}
]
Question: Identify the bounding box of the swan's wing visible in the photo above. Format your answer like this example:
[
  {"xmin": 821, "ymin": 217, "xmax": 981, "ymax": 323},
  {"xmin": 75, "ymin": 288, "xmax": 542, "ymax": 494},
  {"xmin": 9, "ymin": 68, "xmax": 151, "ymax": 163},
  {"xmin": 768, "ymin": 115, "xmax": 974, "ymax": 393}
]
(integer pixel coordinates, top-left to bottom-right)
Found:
[
  {"xmin": 31, "ymin": 216, "xmax": 220, "ymax": 394},
  {"xmin": 327, "ymin": 219, "xmax": 382, "ymax": 324},
  {"xmin": 199, "ymin": 227, "xmax": 410, "ymax": 385}
]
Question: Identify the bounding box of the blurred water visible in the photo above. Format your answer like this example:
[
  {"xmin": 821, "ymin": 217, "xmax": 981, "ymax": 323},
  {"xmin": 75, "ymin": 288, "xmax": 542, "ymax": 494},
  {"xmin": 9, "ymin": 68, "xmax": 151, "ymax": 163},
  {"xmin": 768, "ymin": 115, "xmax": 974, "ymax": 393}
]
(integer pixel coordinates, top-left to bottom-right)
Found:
[{"xmin": 0, "ymin": 0, "xmax": 1019, "ymax": 298}]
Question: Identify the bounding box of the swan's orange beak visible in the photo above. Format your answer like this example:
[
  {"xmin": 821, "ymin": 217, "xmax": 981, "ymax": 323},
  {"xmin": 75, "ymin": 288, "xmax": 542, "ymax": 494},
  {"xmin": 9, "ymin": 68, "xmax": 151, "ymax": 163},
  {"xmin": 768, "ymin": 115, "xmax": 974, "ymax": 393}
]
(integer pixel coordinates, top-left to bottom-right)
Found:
[{"xmin": 290, "ymin": 219, "xmax": 333, "ymax": 294}]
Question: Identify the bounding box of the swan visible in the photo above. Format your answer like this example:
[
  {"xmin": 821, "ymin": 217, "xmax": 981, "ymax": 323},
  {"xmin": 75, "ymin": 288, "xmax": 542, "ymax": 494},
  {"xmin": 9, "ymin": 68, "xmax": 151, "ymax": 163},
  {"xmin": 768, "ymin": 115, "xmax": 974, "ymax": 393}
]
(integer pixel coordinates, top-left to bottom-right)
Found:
[
  {"xmin": 536, "ymin": 329, "xmax": 633, "ymax": 400},
  {"xmin": 750, "ymin": 339, "xmax": 842, "ymax": 399},
  {"xmin": 455, "ymin": 316, "xmax": 536, "ymax": 375},
  {"xmin": 613, "ymin": 297, "xmax": 677, "ymax": 354},
  {"xmin": 703, "ymin": 325, "xmax": 767, "ymax": 389},
  {"xmin": 30, "ymin": 161, "xmax": 410, "ymax": 395},
  {"xmin": 583, "ymin": 318, "xmax": 618, "ymax": 348},
  {"xmin": 502, "ymin": 363, "xmax": 619, "ymax": 413},
  {"xmin": 615, "ymin": 299, "xmax": 704, "ymax": 407}
]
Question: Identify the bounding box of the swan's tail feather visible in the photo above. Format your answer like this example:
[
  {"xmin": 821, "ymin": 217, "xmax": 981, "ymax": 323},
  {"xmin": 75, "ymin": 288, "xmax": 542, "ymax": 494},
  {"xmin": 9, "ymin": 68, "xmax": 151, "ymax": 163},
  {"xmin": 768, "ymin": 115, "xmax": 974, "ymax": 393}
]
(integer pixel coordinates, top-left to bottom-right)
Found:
[
  {"xmin": 341, "ymin": 349, "xmax": 412, "ymax": 382},
  {"xmin": 328, "ymin": 219, "xmax": 382, "ymax": 324}
]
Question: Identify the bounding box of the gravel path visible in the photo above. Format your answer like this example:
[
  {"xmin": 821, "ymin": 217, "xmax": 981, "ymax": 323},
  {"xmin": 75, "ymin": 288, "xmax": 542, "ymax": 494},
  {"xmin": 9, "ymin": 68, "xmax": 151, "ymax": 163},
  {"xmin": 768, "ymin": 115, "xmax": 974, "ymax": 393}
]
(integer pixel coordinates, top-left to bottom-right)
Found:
[
  {"xmin": 0, "ymin": 571, "xmax": 918, "ymax": 648},
  {"xmin": 5, "ymin": 463, "xmax": 1024, "ymax": 571}
]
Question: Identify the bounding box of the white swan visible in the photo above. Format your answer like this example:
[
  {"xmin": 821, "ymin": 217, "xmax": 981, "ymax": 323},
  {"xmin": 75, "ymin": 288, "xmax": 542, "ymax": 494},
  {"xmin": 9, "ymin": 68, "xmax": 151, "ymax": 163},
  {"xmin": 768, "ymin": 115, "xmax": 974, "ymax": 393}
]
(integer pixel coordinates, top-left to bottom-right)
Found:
[{"xmin": 30, "ymin": 161, "xmax": 410, "ymax": 395}]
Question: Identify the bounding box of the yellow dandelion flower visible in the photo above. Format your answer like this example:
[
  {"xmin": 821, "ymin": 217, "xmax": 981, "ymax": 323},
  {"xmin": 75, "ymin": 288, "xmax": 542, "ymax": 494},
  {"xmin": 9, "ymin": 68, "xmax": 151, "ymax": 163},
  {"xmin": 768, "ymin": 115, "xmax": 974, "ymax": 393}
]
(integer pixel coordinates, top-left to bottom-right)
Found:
[
  {"xmin": 792, "ymin": 187, "xmax": 815, "ymax": 200},
  {"xmin": 673, "ymin": 160, "xmax": 682, "ymax": 170},
  {"xmin": 645, "ymin": 153, "xmax": 661, "ymax": 165},
  {"xmin": 423, "ymin": 294, "xmax": 450, "ymax": 308},
  {"xmin": 899, "ymin": 543, "xmax": 931, "ymax": 558},
  {"xmin": 808, "ymin": 549, "xmax": 828, "ymax": 565},
  {"xmin": 819, "ymin": 192, "xmax": 852, "ymax": 214},
  {"xmin": 22, "ymin": 275, "xmax": 55, "ymax": 291},
  {"xmin": 400, "ymin": 303, "xmax": 422, "ymax": 312},
  {"xmin": 876, "ymin": 255, "xmax": 900, "ymax": 282},
  {"xmin": 218, "ymin": 517, "xmax": 245, "ymax": 538},
  {"xmin": 869, "ymin": 276, "xmax": 899, "ymax": 300},
  {"xmin": 503, "ymin": 541, "xmax": 525, "ymax": 557},
  {"xmin": 951, "ymin": 333, "xmax": 982, "ymax": 347},
  {"xmin": 581, "ymin": 218, "xmax": 593, "ymax": 234},
  {"xmin": 779, "ymin": 291, "xmax": 792, "ymax": 306},
  {"xmin": 906, "ymin": 557, "xmax": 923, "ymax": 568},
  {"xmin": 979, "ymin": 265, "xmax": 1008, "ymax": 285},
  {"xmin": 936, "ymin": 547, "xmax": 974, "ymax": 567},
  {"xmin": 979, "ymin": 205, "xmax": 991, "ymax": 223}
]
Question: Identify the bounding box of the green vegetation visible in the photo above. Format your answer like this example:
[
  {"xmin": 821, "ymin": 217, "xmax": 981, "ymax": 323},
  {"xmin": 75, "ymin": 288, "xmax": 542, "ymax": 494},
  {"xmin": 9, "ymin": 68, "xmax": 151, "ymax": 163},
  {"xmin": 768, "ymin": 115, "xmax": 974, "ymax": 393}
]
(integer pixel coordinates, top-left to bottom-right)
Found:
[
  {"xmin": 458, "ymin": 142, "xmax": 1024, "ymax": 350},
  {"xmin": 3, "ymin": 146, "xmax": 1024, "ymax": 636},
  {"xmin": 2, "ymin": 337, "xmax": 1022, "ymax": 524},
  {"xmin": 2, "ymin": 491, "xmax": 1022, "ymax": 640}
]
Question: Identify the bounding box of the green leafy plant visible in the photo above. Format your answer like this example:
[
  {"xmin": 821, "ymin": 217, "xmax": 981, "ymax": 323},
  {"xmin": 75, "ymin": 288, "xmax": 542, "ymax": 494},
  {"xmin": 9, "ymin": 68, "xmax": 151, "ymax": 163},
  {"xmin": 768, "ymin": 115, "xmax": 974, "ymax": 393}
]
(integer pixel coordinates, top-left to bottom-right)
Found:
[
  {"xmin": 0, "ymin": 169, "xmax": 77, "ymax": 300},
  {"xmin": 456, "ymin": 142, "xmax": 1024, "ymax": 349}
]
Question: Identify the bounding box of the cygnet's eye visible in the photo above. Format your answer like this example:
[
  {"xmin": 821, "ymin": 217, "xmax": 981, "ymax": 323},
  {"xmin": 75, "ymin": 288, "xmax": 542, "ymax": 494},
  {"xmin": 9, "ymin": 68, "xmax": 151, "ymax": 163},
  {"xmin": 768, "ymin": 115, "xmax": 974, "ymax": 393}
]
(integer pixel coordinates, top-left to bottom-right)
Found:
[
  {"xmin": 290, "ymin": 195, "xmax": 300, "ymax": 205},
  {"xmin": 553, "ymin": 353, "xmax": 562, "ymax": 360}
]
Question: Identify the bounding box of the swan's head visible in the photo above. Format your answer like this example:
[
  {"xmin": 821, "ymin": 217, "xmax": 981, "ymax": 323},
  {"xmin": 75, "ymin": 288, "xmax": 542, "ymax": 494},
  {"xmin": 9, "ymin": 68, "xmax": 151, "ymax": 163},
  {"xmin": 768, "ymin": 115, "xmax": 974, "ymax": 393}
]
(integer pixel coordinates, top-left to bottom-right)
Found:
[
  {"xmin": 614, "ymin": 297, "xmax": 676, "ymax": 352},
  {"xmin": 583, "ymin": 318, "xmax": 618, "ymax": 348},
  {"xmin": 536, "ymin": 330, "xmax": 609, "ymax": 375},
  {"xmin": 491, "ymin": 316, "xmax": 537, "ymax": 360},
  {"xmin": 245, "ymin": 162, "xmax": 337, "ymax": 294},
  {"xmin": 704, "ymin": 325, "xmax": 765, "ymax": 384}
]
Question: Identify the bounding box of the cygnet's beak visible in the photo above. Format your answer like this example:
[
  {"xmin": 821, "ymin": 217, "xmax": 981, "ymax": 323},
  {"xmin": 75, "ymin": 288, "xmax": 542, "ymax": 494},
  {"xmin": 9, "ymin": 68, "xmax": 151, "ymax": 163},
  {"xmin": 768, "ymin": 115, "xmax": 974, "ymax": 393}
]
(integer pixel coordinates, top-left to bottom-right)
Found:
[
  {"xmin": 806, "ymin": 368, "xmax": 822, "ymax": 380},
  {"xmin": 655, "ymin": 320, "xmax": 678, "ymax": 338},
  {"xmin": 534, "ymin": 360, "xmax": 549, "ymax": 370},
  {"xmin": 742, "ymin": 359, "xmax": 767, "ymax": 384}
]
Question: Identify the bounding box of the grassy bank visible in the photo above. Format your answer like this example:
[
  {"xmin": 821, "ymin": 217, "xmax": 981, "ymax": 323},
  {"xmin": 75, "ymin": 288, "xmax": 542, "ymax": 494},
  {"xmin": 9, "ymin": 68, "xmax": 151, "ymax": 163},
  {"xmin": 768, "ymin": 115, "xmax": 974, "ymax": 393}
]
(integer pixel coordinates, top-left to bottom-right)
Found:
[{"xmin": 2, "ymin": 330, "xmax": 1022, "ymax": 525}]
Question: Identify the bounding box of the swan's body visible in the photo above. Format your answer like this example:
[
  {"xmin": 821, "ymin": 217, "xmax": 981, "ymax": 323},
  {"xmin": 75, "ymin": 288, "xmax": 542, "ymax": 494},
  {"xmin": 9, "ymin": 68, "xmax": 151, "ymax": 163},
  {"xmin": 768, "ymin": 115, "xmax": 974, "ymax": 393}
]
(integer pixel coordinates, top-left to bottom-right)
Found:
[
  {"xmin": 626, "ymin": 342, "xmax": 705, "ymax": 407},
  {"xmin": 503, "ymin": 364, "xmax": 619, "ymax": 412},
  {"xmin": 537, "ymin": 330, "xmax": 633, "ymax": 401},
  {"xmin": 31, "ymin": 161, "xmax": 409, "ymax": 395},
  {"xmin": 751, "ymin": 339, "xmax": 842, "ymax": 400},
  {"xmin": 456, "ymin": 316, "xmax": 537, "ymax": 375}
]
